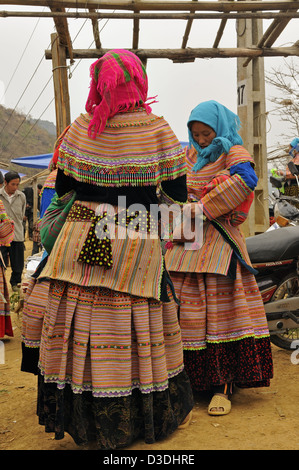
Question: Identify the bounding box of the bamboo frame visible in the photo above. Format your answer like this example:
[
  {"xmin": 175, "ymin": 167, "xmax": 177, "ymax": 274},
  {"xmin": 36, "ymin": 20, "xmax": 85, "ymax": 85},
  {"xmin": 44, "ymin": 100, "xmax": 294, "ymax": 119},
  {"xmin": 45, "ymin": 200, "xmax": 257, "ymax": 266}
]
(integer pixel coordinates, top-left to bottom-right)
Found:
[
  {"xmin": 1, "ymin": 1, "xmax": 299, "ymax": 12},
  {"xmin": 181, "ymin": 0, "xmax": 198, "ymax": 49},
  {"xmin": 89, "ymin": 7, "xmax": 101, "ymax": 49},
  {"xmin": 1, "ymin": 1, "xmax": 298, "ymax": 64},
  {"xmin": 243, "ymin": 4, "xmax": 298, "ymax": 66},
  {"xmin": 132, "ymin": 9, "xmax": 140, "ymax": 50},
  {"xmin": 51, "ymin": 32, "xmax": 71, "ymax": 135},
  {"xmin": 45, "ymin": 46, "xmax": 299, "ymax": 62},
  {"xmin": 50, "ymin": 6, "xmax": 74, "ymax": 63},
  {"xmin": 1, "ymin": 11, "xmax": 299, "ymax": 20}
]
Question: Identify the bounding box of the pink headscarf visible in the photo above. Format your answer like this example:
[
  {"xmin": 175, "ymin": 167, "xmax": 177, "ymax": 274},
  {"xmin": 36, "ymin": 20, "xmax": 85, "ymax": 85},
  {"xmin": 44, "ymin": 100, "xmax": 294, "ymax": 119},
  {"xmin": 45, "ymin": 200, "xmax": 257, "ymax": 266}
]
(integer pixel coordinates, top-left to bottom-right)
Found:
[{"xmin": 85, "ymin": 49, "xmax": 155, "ymax": 139}]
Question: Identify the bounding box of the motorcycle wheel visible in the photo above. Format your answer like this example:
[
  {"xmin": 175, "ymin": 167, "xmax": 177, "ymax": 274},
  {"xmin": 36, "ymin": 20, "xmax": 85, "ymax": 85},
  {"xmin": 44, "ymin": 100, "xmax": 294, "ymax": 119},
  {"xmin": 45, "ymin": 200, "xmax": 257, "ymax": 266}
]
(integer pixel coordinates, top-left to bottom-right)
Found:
[{"xmin": 269, "ymin": 270, "xmax": 299, "ymax": 350}]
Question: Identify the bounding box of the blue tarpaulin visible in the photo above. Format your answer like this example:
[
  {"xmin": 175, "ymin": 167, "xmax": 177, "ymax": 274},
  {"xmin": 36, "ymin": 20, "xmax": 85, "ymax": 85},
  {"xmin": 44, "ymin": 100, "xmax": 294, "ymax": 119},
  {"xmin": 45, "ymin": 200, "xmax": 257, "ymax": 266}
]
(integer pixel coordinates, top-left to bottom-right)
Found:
[
  {"xmin": 11, "ymin": 153, "xmax": 53, "ymax": 169},
  {"xmin": 0, "ymin": 168, "xmax": 26, "ymax": 177},
  {"xmin": 0, "ymin": 168, "xmax": 12, "ymax": 175}
]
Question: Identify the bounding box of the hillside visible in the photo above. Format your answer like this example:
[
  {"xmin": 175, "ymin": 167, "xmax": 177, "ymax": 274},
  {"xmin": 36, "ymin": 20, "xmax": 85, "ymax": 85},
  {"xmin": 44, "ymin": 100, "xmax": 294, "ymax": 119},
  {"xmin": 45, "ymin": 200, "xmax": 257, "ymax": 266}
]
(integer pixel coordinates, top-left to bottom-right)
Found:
[{"xmin": 0, "ymin": 104, "xmax": 56, "ymax": 177}]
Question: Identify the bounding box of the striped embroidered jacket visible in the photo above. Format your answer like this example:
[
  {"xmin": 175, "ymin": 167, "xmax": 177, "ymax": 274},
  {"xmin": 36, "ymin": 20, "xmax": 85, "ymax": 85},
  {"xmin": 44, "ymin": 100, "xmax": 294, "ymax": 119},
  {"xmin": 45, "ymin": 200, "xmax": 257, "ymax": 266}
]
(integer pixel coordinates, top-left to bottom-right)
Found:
[{"xmin": 165, "ymin": 145, "xmax": 256, "ymax": 276}]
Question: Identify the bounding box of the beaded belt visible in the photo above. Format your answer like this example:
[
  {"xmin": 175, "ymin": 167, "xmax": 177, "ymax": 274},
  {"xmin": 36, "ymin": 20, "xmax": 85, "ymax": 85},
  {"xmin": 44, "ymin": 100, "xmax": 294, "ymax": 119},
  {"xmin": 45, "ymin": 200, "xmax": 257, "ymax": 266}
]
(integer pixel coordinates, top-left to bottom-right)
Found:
[{"xmin": 67, "ymin": 203, "xmax": 157, "ymax": 269}]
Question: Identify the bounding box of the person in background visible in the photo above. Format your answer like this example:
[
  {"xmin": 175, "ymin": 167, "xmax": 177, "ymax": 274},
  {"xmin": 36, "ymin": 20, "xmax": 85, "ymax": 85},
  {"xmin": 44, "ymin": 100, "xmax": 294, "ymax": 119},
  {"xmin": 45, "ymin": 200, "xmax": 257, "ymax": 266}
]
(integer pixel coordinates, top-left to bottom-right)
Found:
[
  {"xmin": 31, "ymin": 184, "xmax": 43, "ymax": 256},
  {"xmin": 31, "ymin": 129, "xmax": 70, "ymax": 256},
  {"xmin": 283, "ymin": 137, "xmax": 299, "ymax": 196},
  {"xmin": 165, "ymin": 100, "xmax": 273, "ymax": 416},
  {"xmin": 21, "ymin": 49, "xmax": 193, "ymax": 449},
  {"xmin": 0, "ymin": 171, "xmax": 26, "ymax": 292},
  {"xmin": 23, "ymin": 184, "xmax": 34, "ymax": 240},
  {"xmin": 37, "ymin": 183, "xmax": 42, "ymax": 209},
  {"xmin": 0, "ymin": 200, "xmax": 15, "ymax": 338}
]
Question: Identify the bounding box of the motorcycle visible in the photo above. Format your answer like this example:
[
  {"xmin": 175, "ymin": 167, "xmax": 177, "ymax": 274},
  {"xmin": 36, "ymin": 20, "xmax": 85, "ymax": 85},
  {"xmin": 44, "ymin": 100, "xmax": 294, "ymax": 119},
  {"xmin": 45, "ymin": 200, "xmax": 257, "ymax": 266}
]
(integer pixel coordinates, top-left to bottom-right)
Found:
[
  {"xmin": 246, "ymin": 225, "xmax": 299, "ymax": 350},
  {"xmin": 246, "ymin": 161, "xmax": 299, "ymax": 350}
]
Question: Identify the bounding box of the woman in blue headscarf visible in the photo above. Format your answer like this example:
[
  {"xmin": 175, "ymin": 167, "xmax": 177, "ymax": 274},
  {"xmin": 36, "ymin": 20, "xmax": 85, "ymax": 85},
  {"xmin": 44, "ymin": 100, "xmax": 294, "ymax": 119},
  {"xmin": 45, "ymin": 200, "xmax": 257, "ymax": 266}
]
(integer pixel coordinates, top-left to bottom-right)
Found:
[
  {"xmin": 188, "ymin": 100, "xmax": 243, "ymax": 172},
  {"xmin": 165, "ymin": 100, "xmax": 273, "ymax": 416}
]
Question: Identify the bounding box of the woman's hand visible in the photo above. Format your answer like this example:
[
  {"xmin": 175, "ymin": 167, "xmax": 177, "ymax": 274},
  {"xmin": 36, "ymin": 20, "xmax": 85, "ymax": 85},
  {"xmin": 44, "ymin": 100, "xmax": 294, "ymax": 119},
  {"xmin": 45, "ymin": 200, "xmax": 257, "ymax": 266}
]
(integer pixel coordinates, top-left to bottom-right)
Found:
[{"xmin": 172, "ymin": 202, "xmax": 199, "ymax": 243}]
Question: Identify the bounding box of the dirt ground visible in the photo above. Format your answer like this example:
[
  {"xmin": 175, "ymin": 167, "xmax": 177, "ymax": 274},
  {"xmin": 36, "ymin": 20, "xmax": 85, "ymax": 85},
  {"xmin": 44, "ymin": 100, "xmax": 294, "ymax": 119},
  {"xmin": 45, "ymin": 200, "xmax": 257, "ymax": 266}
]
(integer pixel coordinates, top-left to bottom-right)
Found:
[{"xmin": 0, "ymin": 241, "xmax": 299, "ymax": 452}]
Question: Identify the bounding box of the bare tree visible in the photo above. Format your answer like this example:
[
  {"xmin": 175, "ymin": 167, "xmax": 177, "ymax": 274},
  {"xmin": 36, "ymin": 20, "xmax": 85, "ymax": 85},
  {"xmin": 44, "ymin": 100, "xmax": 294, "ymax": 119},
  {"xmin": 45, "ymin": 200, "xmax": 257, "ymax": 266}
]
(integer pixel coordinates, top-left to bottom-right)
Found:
[{"xmin": 266, "ymin": 58, "xmax": 299, "ymax": 138}]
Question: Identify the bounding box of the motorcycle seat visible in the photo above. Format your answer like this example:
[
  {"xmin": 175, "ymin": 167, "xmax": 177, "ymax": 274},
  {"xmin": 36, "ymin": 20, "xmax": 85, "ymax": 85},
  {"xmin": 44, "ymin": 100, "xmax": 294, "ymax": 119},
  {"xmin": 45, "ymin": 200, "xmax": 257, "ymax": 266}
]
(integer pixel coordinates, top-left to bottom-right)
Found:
[{"xmin": 246, "ymin": 225, "xmax": 299, "ymax": 263}]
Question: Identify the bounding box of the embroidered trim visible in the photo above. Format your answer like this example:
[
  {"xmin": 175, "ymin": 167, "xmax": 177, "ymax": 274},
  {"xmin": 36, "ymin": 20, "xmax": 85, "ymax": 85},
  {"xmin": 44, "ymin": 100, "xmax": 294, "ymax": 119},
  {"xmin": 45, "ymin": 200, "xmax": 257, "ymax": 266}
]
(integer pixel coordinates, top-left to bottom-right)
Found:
[
  {"xmin": 38, "ymin": 363, "xmax": 184, "ymax": 397},
  {"xmin": 183, "ymin": 330, "xmax": 270, "ymax": 350},
  {"xmin": 57, "ymin": 111, "xmax": 187, "ymax": 187}
]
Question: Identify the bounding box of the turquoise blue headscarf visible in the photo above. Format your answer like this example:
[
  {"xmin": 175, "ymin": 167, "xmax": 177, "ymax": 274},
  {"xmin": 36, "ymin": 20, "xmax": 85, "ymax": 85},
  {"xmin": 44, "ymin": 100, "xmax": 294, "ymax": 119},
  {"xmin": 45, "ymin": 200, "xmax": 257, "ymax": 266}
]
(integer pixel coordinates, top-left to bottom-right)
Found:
[
  {"xmin": 187, "ymin": 100, "xmax": 243, "ymax": 172},
  {"xmin": 290, "ymin": 137, "xmax": 299, "ymax": 156},
  {"xmin": 290, "ymin": 137, "xmax": 299, "ymax": 148}
]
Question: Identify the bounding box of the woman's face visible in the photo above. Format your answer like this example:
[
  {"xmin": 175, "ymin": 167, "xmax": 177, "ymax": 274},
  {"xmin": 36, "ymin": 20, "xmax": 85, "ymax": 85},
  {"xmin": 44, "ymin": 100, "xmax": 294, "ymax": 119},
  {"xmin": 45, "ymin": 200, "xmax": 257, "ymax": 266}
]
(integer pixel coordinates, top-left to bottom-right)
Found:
[{"xmin": 191, "ymin": 121, "xmax": 216, "ymax": 148}]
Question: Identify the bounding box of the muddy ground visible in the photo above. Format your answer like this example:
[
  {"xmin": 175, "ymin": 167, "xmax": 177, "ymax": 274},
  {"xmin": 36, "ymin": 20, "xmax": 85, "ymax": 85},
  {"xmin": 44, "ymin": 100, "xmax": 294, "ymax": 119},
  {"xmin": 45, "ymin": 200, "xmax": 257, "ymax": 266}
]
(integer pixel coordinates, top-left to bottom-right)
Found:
[{"xmin": 0, "ymin": 241, "xmax": 298, "ymax": 452}]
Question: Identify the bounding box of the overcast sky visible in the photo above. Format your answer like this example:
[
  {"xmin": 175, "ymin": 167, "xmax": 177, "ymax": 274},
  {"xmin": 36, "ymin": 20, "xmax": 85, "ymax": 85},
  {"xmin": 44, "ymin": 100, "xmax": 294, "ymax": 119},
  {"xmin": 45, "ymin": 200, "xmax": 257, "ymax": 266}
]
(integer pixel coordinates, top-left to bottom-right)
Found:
[{"xmin": 0, "ymin": 4, "xmax": 298, "ymax": 154}]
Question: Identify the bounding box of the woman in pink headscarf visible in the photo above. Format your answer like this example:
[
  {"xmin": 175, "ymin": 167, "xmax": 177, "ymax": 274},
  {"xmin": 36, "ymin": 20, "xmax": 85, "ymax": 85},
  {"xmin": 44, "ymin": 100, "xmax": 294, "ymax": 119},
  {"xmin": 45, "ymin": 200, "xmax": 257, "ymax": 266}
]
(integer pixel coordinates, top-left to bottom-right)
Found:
[{"xmin": 21, "ymin": 50, "xmax": 193, "ymax": 449}]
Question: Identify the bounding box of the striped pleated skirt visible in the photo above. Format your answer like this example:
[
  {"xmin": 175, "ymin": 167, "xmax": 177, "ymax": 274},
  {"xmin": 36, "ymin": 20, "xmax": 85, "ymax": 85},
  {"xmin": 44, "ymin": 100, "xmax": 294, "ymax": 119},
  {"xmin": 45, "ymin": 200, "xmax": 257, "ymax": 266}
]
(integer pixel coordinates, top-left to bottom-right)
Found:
[
  {"xmin": 169, "ymin": 262, "xmax": 273, "ymax": 391},
  {"xmin": 22, "ymin": 277, "xmax": 193, "ymax": 448},
  {"xmin": 35, "ymin": 280, "xmax": 185, "ymax": 397},
  {"xmin": 21, "ymin": 200, "xmax": 194, "ymax": 448}
]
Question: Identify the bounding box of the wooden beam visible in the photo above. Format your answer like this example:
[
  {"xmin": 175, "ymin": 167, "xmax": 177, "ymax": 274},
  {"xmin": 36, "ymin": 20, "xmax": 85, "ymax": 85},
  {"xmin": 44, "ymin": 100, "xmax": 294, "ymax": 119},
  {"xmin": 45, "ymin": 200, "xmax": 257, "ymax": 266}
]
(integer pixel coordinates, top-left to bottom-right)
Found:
[
  {"xmin": 19, "ymin": 169, "xmax": 50, "ymax": 187},
  {"xmin": 51, "ymin": 32, "xmax": 71, "ymax": 136},
  {"xmin": 181, "ymin": 0, "xmax": 198, "ymax": 49},
  {"xmin": 1, "ymin": 1, "xmax": 299, "ymax": 13},
  {"xmin": 213, "ymin": 0, "xmax": 234, "ymax": 48},
  {"xmin": 243, "ymin": 5, "xmax": 297, "ymax": 66},
  {"xmin": 50, "ymin": 7, "xmax": 74, "ymax": 63},
  {"xmin": 45, "ymin": 45, "xmax": 299, "ymax": 61},
  {"xmin": 1, "ymin": 10, "xmax": 299, "ymax": 20},
  {"xmin": 213, "ymin": 19, "xmax": 227, "ymax": 48},
  {"xmin": 132, "ymin": 9, "xmax": 140, "ymax": 49},
  {"xmin": 89, "ymin": 7, "xmax": 101, "ymax": 49},
  {"xmin": 263, "ymin": 18, "xmax": 295, "ymax": 47}
]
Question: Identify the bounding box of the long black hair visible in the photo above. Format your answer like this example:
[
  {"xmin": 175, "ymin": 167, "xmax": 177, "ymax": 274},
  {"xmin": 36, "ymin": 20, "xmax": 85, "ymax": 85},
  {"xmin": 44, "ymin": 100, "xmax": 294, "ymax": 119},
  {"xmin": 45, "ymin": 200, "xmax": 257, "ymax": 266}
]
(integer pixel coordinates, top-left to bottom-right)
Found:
[{"xmin": 4, "ymin": 171, "xmax": 20, "ymax": 183}]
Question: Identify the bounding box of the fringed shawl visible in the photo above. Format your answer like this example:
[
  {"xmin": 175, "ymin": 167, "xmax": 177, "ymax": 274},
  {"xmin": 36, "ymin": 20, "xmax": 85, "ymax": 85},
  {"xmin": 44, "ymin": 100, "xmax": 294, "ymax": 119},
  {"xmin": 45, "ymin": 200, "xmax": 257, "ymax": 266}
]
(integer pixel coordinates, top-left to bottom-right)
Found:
[
  {"xmin": 85, "ymin": 49, "xmax": 155, "ymax": 139},
  {"xmin": 58, "ymin": 109, "xmax": 187, "ymax": 187}
]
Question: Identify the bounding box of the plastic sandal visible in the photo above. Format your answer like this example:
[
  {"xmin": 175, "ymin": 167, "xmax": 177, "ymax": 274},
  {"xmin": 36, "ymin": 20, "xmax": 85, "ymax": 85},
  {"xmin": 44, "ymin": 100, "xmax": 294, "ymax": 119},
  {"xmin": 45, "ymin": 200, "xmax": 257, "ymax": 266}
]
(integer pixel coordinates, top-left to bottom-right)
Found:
[
  {"xmin": 208, "ymin": 394, "xmax": 231, "ymax": 416},
  {"xmin": 178, "ymin": 410, "xmax": 193, "ymax": 429}
]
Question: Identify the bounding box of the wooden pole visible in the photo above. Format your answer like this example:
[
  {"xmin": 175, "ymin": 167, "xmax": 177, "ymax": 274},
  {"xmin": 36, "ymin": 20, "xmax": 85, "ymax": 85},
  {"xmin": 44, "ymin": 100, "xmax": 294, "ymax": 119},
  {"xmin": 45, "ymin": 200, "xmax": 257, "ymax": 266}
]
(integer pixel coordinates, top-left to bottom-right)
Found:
[
  {"xmin": 89, "ymin": 7, "xmax": 101, "ymax": 49},
  {"xmin": 45, "ymin": 45, "xmax": 299, "ymax": 61},
  {"xmin": 181, "ymin": 0, "xmax": 198, "ymax": 49},
  {"xmin": 51, "ymin": 32, "xmax": 71, "ymax": 137},
  {"xmin": 1, "ymin": 11, "xmax": 299, "ymax": 20},
  {"xmin": 132, "ymin": 9, "xmax": 140, "ymax": 49},
  {"xmin": 243, "ymin": 6, "xmax": 296, "ymax": 66},
  {"xmin": 1, "ymin": 1, "xmax": 299, "ymax": 12}
]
